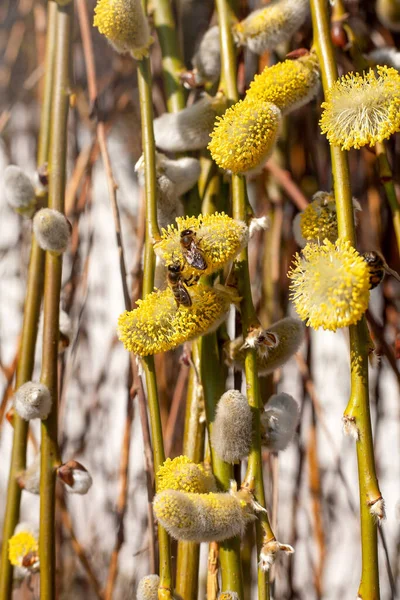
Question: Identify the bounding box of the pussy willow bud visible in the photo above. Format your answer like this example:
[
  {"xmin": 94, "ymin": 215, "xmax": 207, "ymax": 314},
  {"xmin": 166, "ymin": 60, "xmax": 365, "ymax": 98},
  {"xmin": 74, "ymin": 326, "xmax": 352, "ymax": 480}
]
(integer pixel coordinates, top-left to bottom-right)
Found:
[
  {"xmin": 153, "ymin": 93, "xmax": 226, "ymax": 153},
  {"xmin": 14, "ymin": 382, "xmax": 52, "ymax": 421},
  {"xmin": 137, "ymin": 574, "xmax": 159, "ymax": 600},
  {"xmin": 218, "ymin": 594, "xmax": 240, "ymax": 600},
  {"xmin": 224, "ymin": 317, "xmax": 305, "ymax": 375},
  {"xmin": 135, "ymin": 153, "xmax": 200, "ymax": 228},
  {"xmin": 8, "ymin": 523, "xmax": 39, "ymax": 577},
  {"xmin": 157, "ymin": 456, "xmax": 217, "ymax": 493},
  {"xmin": 369, "ymin": 497, "xmax": 386, "ymax": 522},
  {"xmin": 192, "ymin": 25, "xmax": 221, "ymax": 85},
  {"xmin": 33, "ymin": 208, "xmax": 71, "ymax": 254},
  {"xmin": 153, "ymin": 485, "xmax": 255, "ymax": 542},
  {"xmin": 93, "ymin": 0, "xmax": 154, "ymax": 59},
  {"xmin": 17, "ymin": 455, "xmax": 40, "ymax": 494},
  {"xmin": 57, "ymin": 461, "xmax": 93, "ymax": 495},
  {"xmin": 366, "ymin": 47, "xmax": 400, "ymax": 71},
  {"xmin": 377, "ymin": 0, "xmax": 400, "ymax": 31},
  {"xmin": 261, "ymin": 393, "xmax": 299, "ymax": 451},
  {"xmin": 259, "ymin": 539, "xmax": 294, "ymax": 571},
  {"xmin": 210, "ymin": 390, "xmax": 252, "ymax": 463},
  {"xmin": 232, "ymin": 0, "xmax": 309, "ymax": 55},
  {"xmin": 4, "ymin": 165, "xmax": 36, "ymax": 218},
  {"xmin": 342, "ymin": 415, "xmax": 360, "ymax": 441}
]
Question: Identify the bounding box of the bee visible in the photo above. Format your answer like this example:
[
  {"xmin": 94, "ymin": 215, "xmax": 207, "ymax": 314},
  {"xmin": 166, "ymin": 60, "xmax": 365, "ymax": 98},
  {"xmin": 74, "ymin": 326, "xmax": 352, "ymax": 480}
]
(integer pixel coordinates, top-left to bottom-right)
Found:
[
  {"xmin": 180, "ymin": 229, "xmax": 207, "ymax": 271},
  {"xmin": 363, "ymin": 251, "xmax": 400, "ymax": 289},
  {"xmin": 167, "ymin": 263, "xmax": 192, "ymax": 307}
]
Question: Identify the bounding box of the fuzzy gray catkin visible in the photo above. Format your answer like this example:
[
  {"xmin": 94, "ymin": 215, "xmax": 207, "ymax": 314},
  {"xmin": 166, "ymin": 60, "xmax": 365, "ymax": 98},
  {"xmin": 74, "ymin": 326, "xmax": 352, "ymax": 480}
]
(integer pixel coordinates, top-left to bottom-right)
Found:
[
  {"xmin": 153, "ymin": 488, "xmax": 255, "ymax": 542},
  {"xmin": 153, "ymin": 94, "xmax": 226, "ymax": 152},
  {"xmin": 57, "ymin": 461, "xmax": 93, "ymax": 495},
  {"xmin": 224, "ymin": 317, "xmax": 305, "ymax": 375},
  {"xmin": 210, "ymin": 390, "xmax": 252, "ymax": 463},
  {"xmin": 4, "ymin": 165, "xmax": 36, "ymax": 218},
  {"xmin": 14, "ymin": 382, "xmax": 52, "ymax": 421},
  {"xmin": 17, "ymin": 455, "xmax": 40, "ymax": 494},
  {"xmin": 261, "ymin": 393, "xmax": 299, "ymax": 451},
  {"xmin": 192, "ymin": 25, "xmax": 221, "ymax": 84},
  {"xmin": 33, "ymin": 208, "xmax": 71, "ymax": 254}
]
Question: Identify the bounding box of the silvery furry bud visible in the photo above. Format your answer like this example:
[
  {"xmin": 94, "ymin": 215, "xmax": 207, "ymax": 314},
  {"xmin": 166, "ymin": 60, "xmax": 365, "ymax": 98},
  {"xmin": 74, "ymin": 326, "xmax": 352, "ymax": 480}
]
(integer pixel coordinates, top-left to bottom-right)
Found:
[
  {"xmin": 4, "ymin": 165, "xmax": 36, "ymax": 218},
  {"xmin": 153, "ymin": 93, "xmax": 226, "ymax": 152},
  {"xmin": 210, "ymin": 390, "xmax": 252, "ymax": 463},
  {"xmin": 342, "ymin": 415, "xmax": 359, "ymax": 441},
  {"xmin": 259, "ymin": 540, "xmax": 294, "ymax": 571},
  {"xmin": 224, "ymin": 317, "xmax": 305, "ymax": 375},
  {"xmin": 232, "ymin": 0, "xmax": 309, "ymax": 55},
  {"xmin": 218, "ymin": 594, "xmax": 240, "ymax": 600},
  {"xmin": 33, "ymin": 208, "xmax": 71, "ymax": 254},
  {"xmin": 57, "ymin": 460, "xmax": 93, "ymax": 495},
  {"xmin": 14, "ymin": 382, "xmax": 52, "ymax": 421},
  {"xmin": 261, "ymin": 393, "xmax": 299, "ymax": 451},
  {"xmin": 137, "ymin": 574, "xmax": 159, "ymax": 600},
  {"xmin": 369, "ymin": 497, "xmax": 386, "ymax": 522},
  {"xmin": 17, "ymin": 455, "xmax": 40, "ymax": 494},
  {"xmin": 192, "ymin": 25, "xmax": 221, "ymax": 85},
  {"xmin": 153, "ymin": 484, "xmax": 255, "ymax": 542},
  {"xmin": 366, "ymin": 47, "xmax": 400, "ymax": 71},
  {"xmin": 135, "ymin": 153, "xmax": 200, "ymax": 228}
]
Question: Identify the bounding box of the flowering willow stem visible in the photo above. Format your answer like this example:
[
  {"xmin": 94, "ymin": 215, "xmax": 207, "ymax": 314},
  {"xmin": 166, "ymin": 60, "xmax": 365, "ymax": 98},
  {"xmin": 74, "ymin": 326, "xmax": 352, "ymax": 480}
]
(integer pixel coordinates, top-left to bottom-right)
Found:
[
  {"xmin": 375, "ymin": 141, "xmax": 400, "ymax": 254},
  {"xmin": 39, "ymin": 4, "xmax": 73, "ymax": 599},
  {"xmin": 214, "ymin": 0, "xmax": 273, "ymax": 598},
  {"xmin": 175, "ymin": 343, "xmax": 205, "ymax": 600},
  {"xmin": 310, "ymin": 1, "xmax": 381, "ymax": 598},
  {"xmin": 0, "ymin": 3, "xmax": 56, "ymax": 598},
  {"xmin": 137, "ymin": 24, "xmax": 172, "ymax": 595},
  {"xmin": 153, "ymin": 0, "xmax": 186, "ymax": 112},
  {"xmin": 199, "ymin": 333, "xmax": 244, "ymax": 597}
]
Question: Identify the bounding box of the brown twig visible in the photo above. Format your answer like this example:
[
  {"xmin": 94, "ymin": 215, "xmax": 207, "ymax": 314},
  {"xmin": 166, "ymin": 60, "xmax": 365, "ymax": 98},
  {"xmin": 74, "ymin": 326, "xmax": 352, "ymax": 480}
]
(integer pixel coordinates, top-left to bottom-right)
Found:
[{"xmin": 265, "ymin": 159, "xmax": 309, "ymax": 211}]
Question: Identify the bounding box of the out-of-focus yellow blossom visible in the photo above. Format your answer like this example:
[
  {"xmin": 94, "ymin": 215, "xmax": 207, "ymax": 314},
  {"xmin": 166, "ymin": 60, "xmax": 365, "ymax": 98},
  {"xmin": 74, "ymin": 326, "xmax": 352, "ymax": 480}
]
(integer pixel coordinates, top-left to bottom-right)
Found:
[
  {"xmin": 320, "ymin": 66, "xmax": 400, "ymax": 150},
  {"xmin": 154, "ymin": 212, "xmax": 249, "ymax": 276},
  {"xmin": 232, "ymin": 0, "xmax": 309, "ymax": 55},
  {"xmin": 8, "ymin": 530, "xmax": 39, "ymax": 571},
  {"xmin": 157, "ymin": 456, "xmax": 216, "ymax": 494},
  {"xmin": 208, "ymin": 98, "xmax": 281, "ymax": 174},
  {"xmin": 247, "ymin": 52, "xmax": 320, "ymax": 115},
  {"xmin": 288, "ymin": 239, "xmax": 370, "ymax": 331},
  {"xmin": 118, "ymin": 284, "xmax": 234, "ymax": 356},
  {"xmin": 93, "ymin": 0, "xmax": 153, "ymax": 59}
]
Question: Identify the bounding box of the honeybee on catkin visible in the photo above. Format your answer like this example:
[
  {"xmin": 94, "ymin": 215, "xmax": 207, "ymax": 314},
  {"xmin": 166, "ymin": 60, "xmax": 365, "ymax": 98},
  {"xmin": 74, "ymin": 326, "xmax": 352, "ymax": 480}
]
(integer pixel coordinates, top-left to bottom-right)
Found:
[
  {"xmin": 362, "ymin": 251, "xmax": 400, "ymax": 289},
  {"xmin": 167, "ymin": 263, "xmax": 193, "ymax": 307},
  {"xmin": 180, "ymin": 229, "xmax": 207, "ymax": 270}
]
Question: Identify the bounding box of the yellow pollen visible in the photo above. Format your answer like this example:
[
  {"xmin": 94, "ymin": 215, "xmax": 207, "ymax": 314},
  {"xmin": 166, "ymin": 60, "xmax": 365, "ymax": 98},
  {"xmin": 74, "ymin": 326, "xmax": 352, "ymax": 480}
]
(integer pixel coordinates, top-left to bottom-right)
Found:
[{"xmin": 8, "ymin": 531, "xmax": 38, "ymax": 568}]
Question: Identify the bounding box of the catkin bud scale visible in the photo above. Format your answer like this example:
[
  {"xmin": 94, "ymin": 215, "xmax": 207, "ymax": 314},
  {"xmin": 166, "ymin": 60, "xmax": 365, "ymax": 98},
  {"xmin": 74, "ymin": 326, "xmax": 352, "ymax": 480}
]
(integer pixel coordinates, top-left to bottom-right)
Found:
[{"xmin": 57, "ymin": 461, "xmax": 93, "ymax": 495}]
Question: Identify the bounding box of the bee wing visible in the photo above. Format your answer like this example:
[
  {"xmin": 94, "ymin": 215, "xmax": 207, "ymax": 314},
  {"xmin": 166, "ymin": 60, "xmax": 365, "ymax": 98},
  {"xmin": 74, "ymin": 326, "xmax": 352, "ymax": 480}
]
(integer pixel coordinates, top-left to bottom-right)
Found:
[{"xmin": 384, "ymin": 264, "xmax": 400, "ymax": 283}]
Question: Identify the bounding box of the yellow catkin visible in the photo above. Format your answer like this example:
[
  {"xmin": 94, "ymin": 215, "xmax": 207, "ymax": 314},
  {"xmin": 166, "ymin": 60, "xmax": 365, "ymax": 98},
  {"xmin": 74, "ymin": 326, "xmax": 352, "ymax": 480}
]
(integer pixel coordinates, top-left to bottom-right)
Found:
[
  {"xmin": 8, "ymin": 531, "xmax": 38, "ymax": 568},
  {"xmin": 118, "ymin": 285, "xmax": 233, "ymax": 356},
  {"xmin": 157, "ymin": 456, "xmax": 216, "ymax": 493},
  {"xmin": 208, "ymin": 98, "xmax": 281, "ymax": 174},
  {"xmin": 247, "ymin": 52, "xmax": 320, "ymax": 115},
  {"xmin": 320, "ymin": 66, "xmax": 400, "ymax": 150},
  {"xmin": 93, "ymin": 0, "xmax": 153, "ymax": 59},
  {"xmin": 288, "ymin": 239, "xmax": 370, "ymax": 331},
  {"xmin": 154, "ymin": 212, "xmax": 249, "ymax": 276}
]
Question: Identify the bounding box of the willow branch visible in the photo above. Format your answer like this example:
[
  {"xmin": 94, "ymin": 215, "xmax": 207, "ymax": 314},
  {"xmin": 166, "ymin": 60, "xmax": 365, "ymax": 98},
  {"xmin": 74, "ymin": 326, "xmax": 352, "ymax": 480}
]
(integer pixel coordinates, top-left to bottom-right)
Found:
[
  {"xmin": 310, "ymin": 0, "xmax": 381, "ymax": 598},
  {"xmin": 153, "ymin": 0, "xmax": 186, "ymax": 112},
  {"xmin": 39, "ymin": 3, "xmax": 73, "ymax": 598},
  {"xmin": 0, "ymin": 3, "xmax": 57, "ymax": 598}
]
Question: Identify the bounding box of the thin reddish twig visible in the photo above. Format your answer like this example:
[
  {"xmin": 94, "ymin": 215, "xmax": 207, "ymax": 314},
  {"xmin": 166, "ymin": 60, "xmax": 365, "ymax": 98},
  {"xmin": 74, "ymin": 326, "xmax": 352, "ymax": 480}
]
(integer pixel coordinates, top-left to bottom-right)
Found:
[{"xmin": 265, "ymin": 159, "xmax": 309, "ymax": 211}]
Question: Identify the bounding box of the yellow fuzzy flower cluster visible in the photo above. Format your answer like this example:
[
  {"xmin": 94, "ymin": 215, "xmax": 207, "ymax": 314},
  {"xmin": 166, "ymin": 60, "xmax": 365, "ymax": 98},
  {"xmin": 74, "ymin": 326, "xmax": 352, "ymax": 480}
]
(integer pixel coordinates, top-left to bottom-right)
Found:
[
  {"xmin": 248, "ymin": 52, "xmax": 320, "ymax": 115},
  {"xmin": 208, "ymin": 99, "xmax": 281, "ymax": 174},
  {"xmin": 8, "ymin": 531, "xmax": 39, "ymax": 570},
  {"xmin": 157, "ymin": 456, "xmax": 216, "ymax": 494},
  {"xmin": 93, "ymin": 0, "xmax": 153, "ymax": 59},
  {"xmin": 320, "ymin": 66, "xmax": 400, "ymax": 150},
  {"xmin": 153, "ymin": 484, "xmax": 255, "ymax": 542},
  {"xmin": 299, "ymin": 192, "xmax": 338, "ymax": 243},
  {"xmin": 288, "ymin": 240, "xmax": 370, "ymax": 331},
  {"xmin": 154, "ymin": 212, "xmax": 249, "ymax": 276},
  {"xmin": 118, "ymin": 285, "xmax": 233, "ymax": 355}
]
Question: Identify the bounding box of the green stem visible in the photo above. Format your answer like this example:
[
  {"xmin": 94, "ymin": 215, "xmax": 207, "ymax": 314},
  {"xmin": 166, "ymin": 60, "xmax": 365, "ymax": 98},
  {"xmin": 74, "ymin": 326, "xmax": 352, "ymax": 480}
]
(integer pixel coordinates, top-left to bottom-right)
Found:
[
  {"xmin": 375, "ymin": 141, "xmax": 400, "ymax": 255},
  {"xmin": 137, "ymin": 41, "xmax": 172, "ymax": 598},
  {"xmin": 0, "ymin": 3, "xmax": 57, "ymax": 597},
  {"xmin": 153, "ymin": 0, "xmax": 186, "ymax": 112},
  {"xmin": 175, "ymin": 343, "xmax": 205, "ymax": 600},
  {"xmin": 310, "ymin": 0, "xmax": 381, "ymax": 598},
  {"xmin": 39, "ymin": 3, "xmax": 73, "ymax": 598},
  {"xmin": 214, "ymin": 0, "xmax": 273, "ymax": 598},
  {"xmin": 199, "ymin": 334, "xmax": 243, "ymax": 597}
]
